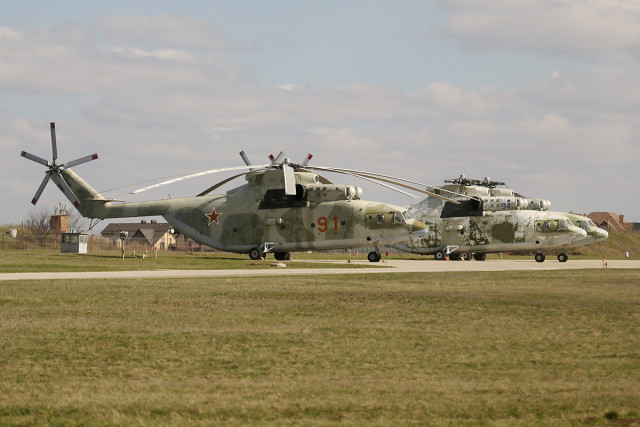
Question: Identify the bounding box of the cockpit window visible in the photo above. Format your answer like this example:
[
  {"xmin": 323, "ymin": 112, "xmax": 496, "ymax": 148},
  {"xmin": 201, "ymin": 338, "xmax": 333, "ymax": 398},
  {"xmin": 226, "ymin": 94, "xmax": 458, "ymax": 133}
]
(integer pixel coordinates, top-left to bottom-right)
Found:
[
  {"xmin": 393, "ymin": 211, "xmax": 404, "ymax": 223},
  {"xmin": 557, "ymin": 219, "xmax": 571, "ymax": 230},
  {"xmin": 578, "ymin": 219, "xmax": 596, "ymax": 230},
  {"xmin": 402, "ymin": 210, "xmax": 413, "ymax": 220}
]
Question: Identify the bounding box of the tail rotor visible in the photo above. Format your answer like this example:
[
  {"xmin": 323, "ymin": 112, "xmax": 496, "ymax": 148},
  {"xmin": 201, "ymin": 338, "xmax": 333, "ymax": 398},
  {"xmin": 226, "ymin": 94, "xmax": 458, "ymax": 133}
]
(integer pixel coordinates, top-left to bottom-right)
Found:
[{"xmin": 20, "ymin": 122, "xmax": 98, "ymax": 207}]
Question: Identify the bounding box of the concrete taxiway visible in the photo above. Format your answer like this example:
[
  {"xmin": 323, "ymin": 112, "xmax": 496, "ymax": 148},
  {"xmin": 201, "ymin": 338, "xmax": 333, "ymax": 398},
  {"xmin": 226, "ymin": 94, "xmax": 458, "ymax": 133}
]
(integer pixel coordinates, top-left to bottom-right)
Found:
[{"xmin": 1, "ymin": 259, "xmax": 639, "ymax": 281}]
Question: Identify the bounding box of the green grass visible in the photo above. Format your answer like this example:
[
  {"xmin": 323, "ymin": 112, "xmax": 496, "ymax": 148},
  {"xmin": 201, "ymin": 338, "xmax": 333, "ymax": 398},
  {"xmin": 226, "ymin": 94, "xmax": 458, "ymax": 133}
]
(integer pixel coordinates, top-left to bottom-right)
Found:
[
  {"xmin": 0, "ymin": 249, "xmax": 379, "ymax": 273},
  {"xmin": 1, "ymin": 270, "xmax": 640, "ymax": 425}
]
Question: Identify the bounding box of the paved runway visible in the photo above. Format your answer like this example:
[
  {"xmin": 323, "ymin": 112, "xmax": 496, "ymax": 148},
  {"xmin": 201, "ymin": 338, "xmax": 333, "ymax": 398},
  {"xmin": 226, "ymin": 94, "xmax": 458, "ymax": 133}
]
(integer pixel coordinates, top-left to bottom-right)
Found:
[{"xmin": 1, "ymin": 259, "xmax": 638, "ymax": 281}]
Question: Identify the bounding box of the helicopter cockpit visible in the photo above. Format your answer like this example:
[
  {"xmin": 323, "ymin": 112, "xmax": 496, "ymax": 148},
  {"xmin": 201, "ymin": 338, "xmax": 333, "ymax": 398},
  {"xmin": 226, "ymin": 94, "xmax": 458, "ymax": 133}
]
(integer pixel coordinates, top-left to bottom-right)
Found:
[
  {"xmin": 576, "ymin": 218, "xmax": 597, "ymax": 232},
  {"xmin": 535, "ymin": 218, "xmax": 573, "ymax": 232}
]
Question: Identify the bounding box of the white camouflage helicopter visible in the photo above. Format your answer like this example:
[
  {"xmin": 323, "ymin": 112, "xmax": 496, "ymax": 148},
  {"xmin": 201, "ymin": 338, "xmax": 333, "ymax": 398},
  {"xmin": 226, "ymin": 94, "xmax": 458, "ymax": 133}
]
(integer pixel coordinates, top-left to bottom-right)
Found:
[{"xmin": 393, "ymin": 175, "xmax": 608, "ymax": 262}]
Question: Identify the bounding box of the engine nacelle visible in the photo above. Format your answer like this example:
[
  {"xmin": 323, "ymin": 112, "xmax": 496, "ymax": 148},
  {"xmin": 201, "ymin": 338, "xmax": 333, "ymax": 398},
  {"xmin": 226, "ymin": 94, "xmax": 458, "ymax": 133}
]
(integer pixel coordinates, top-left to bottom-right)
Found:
[
  {"xmin": 526, "ymin": 199, "xmax": 551, "ymax": 211},
  {"xmin": 306, "ymin": 184, "xmax": 363, "ymax": 202},
  {"xmin": 482, "ymin": 196, "xmax": 528, "ymax": 211}
]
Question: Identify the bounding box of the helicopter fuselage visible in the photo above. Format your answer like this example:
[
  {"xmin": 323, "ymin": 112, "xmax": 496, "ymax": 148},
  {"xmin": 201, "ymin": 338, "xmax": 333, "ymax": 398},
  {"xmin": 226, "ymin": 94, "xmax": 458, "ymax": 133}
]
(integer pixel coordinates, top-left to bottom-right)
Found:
[
  {"xmin": 394, "ymin": 208, "xmax": 588, "ymax": 255},
  {"xmin": 393, "ymin": 180, "xmax": 607, "ymax": 261},
  {"xmin": 62, "ymin": 168, "xmax": 426, "ymax": 257}
]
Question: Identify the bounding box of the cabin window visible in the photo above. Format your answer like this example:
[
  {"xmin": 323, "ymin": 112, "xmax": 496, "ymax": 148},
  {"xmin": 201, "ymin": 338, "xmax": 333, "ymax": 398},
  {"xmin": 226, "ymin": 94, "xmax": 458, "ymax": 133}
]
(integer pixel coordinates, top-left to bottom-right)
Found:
[
  {"xmin": 259, "ymin": 185, "xmax": 307, "ymax": 209},
  {"xmin": 377, "ymin": 214, "xmax": 385, "ymax": 224},
  {"xmin": 440, "ymin": 198, "xmax": 483, "ymax": 218}
]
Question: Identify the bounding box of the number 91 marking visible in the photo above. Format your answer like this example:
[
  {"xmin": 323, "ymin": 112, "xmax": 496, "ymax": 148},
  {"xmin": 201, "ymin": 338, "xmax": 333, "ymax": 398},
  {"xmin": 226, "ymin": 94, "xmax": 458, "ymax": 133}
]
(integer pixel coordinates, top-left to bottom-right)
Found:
[{"xmin": 317, "ymin": 216, "xmax": 338, "ymax": 232}]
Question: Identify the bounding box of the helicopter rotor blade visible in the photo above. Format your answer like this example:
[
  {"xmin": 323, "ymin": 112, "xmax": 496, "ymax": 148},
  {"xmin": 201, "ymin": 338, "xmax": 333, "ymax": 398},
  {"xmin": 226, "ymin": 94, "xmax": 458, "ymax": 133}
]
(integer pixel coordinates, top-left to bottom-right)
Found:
[
  {"xmin": 63, "ymin": 153, "xmax": 98, "ymax": 169},
  {"xmin": 345, "ymin": 171, "xmax": 461, "ymax": 204},
  {"xmin": 20, "ymin": 150, "xmax": 50, "ymax": 167},
  {"xmin": 50, "ymin": 122, "xmax": 58, "ymax": 162},
  {"xmin": 131, "ymin": 164, "xmax": 271, "ymax": 194},
  {"xmin": 50, "ymin": 172, "xmax": 80, "ymax": 207},
  {"xmin": 239, "ymin": 151, "xmax": 252, "ymax": 166},
  {"xmin": 271, "ymin": 151, "xmax": 285, "ymax": 164},
  {"xmin": 196, "ymin": 172, "xmax": 246, "ymax": 197},
  {"xmin": 283, "ymin": 163, "xmax": 296, "ymax": 195},
  {"xmin": 301, "ymin": 153, "xmax": 313, "ymax": 166},
  {"xmin": 315, "ymin": 167, "xmax": 419, "ymax": 199},
  {"xmin": 31, "ymin": 172, "xmax": 52, "ymax": 205},
  {"xmin": 308, "ymin": 165, "xmax": 465, "ymax": 203}
]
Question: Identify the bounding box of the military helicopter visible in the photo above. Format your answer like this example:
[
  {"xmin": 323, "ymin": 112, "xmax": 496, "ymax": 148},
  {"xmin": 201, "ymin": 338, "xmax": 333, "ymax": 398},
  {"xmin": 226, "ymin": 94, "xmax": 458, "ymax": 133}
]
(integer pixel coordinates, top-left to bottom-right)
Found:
[
  {"xmin": 392, "ymin": 175, "xmax": 607, "ymax": 262},
  {"xmin": 20, "ymin": 123, "xmax": 457, "ymax": 262}
]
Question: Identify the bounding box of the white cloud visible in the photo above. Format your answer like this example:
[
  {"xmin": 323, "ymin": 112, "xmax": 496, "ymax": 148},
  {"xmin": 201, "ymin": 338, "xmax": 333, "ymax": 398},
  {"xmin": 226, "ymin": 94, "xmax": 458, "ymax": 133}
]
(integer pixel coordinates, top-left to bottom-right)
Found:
[
  {"xmin": 2, "ymin": 10, "xmax": 640, "ymax": 221},
  {"xmin": 0, "ymin": 18, "xmax": 239, "ymax": 94},
  {"xmin": 92, "ymin": 14, "xmax": 231, "ymax": 50},
  {"xmin": 103, "ymin": 45, "xmax": 195, "ymax": 62},
  {"xmin": 0, "ymin": 26, "xmax": 21, "ymax": 41},
  {"xmin": 436, "ymin": 0, "xmax": 640, "ymax": 61}
]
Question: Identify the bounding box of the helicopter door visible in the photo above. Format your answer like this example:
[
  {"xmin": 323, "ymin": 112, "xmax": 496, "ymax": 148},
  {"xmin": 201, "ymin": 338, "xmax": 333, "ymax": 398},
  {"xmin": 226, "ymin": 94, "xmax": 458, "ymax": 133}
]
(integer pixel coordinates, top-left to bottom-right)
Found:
[
  {"xmin": 220, "ymin": 213, "xmax": 262, "ymax": 246},
  {"xmin": 441, "ymin": 217, "xmax": 467, "ymax": 248}
]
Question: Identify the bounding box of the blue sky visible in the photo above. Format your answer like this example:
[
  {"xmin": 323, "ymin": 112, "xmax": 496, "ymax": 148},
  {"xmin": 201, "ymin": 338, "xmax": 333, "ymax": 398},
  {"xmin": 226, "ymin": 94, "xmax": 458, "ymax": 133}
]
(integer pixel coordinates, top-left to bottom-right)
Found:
[{"xmin": 2, "ymin": 0, "xmax": 639, "ymax": 226}]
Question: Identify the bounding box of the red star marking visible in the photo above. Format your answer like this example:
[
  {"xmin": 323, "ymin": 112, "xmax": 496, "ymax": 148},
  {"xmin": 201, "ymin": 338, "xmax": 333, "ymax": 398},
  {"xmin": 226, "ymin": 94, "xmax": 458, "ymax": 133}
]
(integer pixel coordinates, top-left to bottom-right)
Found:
[{"xmin": 205, "ymin": 207, "xmax": 222, "ymax": 226}]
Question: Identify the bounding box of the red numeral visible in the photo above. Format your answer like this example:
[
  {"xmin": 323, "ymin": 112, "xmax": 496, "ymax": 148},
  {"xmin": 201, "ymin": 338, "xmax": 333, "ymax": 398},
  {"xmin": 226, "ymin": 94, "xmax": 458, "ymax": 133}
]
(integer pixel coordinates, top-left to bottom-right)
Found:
[{"xmin": 316, "ymin": 216, "xmax": 339, "ymax": 232}]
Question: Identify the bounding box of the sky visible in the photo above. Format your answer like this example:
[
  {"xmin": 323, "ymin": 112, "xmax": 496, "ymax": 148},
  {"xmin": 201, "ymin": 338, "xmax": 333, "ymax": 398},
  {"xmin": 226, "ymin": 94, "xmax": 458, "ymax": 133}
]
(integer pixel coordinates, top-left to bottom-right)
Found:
[{"xmin": 2, "ymin": 0, "xmax": 640, "ymax": 229}]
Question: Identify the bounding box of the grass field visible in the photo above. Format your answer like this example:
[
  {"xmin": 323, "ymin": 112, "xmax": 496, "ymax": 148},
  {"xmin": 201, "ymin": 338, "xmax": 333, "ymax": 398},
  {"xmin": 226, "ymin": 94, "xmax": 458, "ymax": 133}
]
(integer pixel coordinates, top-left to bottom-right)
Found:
[
  {"xmin": 0, "ymin": 249, "xmax": 384, "ymax": 273},
  {"xmin": 1, "ymin": 268, "xmax": 639, "ymax": 425}
]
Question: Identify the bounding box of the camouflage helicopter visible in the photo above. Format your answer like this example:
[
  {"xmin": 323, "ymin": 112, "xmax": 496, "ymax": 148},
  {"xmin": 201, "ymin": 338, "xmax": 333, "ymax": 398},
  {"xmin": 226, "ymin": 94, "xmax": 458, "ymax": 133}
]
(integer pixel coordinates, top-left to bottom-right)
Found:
[
  {"xmin": 393, "ymin": 175, "xmax": 608, "ymax": 262},
  {"xmin": 20, "ymin": 123, "xmax": 454, "ymax": 262}
]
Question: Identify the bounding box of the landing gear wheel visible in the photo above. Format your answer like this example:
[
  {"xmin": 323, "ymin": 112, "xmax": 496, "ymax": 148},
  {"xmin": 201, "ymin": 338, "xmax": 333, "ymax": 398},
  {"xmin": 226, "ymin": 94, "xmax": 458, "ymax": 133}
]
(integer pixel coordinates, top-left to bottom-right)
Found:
[
  {"xmin": 449, "ymin": 253, "xmax": 461, "ymax": 261},
  {"xmin": 274, "ymin": 252, "xmax": 291, "ymax": 261},
  {"xmin": 434, "ymin": 250, "xmax": 445, "ymax": 261},
  {"xmin": 249, "ymin": 248, "xmax": 264, "ymax": 260},
  {"xmin": 535, "ymin": 253, "xmax": 546, "ymax": 263},
  {"xmin": 367, "ymin": 251, "xmax": 382, "ymax": 263},
  {"xmin": 473, "ymin": 253, "xmax": 487, "ymax": 261},
  {"xmin": 557, "ymin": 253, "xmax": 568, "ymax": 263}
]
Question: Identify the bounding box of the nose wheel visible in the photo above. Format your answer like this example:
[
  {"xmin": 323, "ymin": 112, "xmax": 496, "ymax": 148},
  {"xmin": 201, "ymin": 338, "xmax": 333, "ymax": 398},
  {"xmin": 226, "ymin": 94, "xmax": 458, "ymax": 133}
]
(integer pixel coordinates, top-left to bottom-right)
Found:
[
  {"xmin": 557, "ymin": 253, "xmax": 568, "ymax": 262},
  {"xmin": 367, "ymin": 250, "xmax": 382, "ymax": 263}
]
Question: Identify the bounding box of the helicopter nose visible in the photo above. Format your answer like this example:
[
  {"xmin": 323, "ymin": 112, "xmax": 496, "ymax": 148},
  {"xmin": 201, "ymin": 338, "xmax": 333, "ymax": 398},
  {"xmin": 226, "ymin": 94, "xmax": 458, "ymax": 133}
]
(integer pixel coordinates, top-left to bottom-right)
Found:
[
  {"xmin": 410, "ymin": 219, "xmax": 428, "ymax": 233},
  {"xmin": 596, "ymin": 228, "xmax": 609, "ymax": 241},
  {"xmin": 573, "ymin": 226, "xmax": 587, "ymax": 237}
]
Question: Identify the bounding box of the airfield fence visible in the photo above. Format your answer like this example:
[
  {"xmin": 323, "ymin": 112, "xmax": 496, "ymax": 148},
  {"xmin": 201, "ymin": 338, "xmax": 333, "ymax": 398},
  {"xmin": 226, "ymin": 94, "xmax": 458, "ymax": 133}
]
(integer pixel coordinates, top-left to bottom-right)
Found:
[
  {"xmin": 0, "ymin": 232, "xmax": 192, "ymax": 253},
  {"xmin": 0, "ymin": 229, "xmax": 403, "ymax": 257}
]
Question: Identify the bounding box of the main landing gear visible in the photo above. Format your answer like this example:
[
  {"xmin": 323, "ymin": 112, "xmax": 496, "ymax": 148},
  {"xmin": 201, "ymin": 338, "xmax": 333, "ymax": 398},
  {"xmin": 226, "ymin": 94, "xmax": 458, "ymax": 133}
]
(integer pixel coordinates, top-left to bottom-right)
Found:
[
  {"xmin": 274, "ymin": 252, "xmax": 292, "ymax": 261},
  {"xmin": 367, "ymin": 249, "xmax": 382, "ymax": 263},
  {"xmin": 534, "ymin": 252, "xmax": 569, "ymax": 263},
  {"xmin": 249, "ymin": 248, "xmax": 292, "ymax": 261},
  {"xmin": 249, "ymin": 248, "xmax": 265, "ymax": 260}
]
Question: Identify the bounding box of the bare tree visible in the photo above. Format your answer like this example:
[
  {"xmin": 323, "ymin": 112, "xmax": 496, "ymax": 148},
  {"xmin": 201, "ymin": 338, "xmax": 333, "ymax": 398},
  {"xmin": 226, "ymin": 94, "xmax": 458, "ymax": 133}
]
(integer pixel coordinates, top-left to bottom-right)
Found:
[
  {"xmin": 26, "ymin": 207, "xmax": 53, "ymax": 244},
  {"xmin": 69, "ymin": 208, "xmax": 88, "ymax": 233}
]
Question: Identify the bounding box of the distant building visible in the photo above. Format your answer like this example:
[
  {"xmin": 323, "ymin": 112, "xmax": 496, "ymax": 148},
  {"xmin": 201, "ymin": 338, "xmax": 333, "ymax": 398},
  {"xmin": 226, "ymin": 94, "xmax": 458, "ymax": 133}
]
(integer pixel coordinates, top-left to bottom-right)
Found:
[
  {"xmin": 50, "ymin": 215, "xmax": 69, "ymax": 234},
  {"xmin": 587, "ymin": 212, "xmax": 640, "ymax": 233},
  {"xmin": 101, "ymin": 220, "xmax": 176, "ymax": 250},
  {"xmin": 61, "ymin": 233, "xmax": 88, "ymax": 254}
]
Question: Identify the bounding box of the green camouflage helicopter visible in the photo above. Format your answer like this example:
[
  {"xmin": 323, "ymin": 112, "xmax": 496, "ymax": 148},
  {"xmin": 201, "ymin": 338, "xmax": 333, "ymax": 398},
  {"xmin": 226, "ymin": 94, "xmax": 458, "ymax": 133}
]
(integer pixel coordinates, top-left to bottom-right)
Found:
[
  {"xmin": 393, "ymin": 175, "xmax": 608, "ymax": 262},
  {"xmin": 21, "ymin": 123, "xmax": 450, "ymax": 262}
]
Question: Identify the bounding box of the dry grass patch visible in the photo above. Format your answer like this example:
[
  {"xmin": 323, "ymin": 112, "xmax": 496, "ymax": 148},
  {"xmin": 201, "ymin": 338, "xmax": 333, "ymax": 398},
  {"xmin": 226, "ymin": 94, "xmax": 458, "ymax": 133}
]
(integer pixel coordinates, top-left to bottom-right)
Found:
[{"xmin": 1, "ymin": 270, "xmax": 639, "ymax": 425}]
